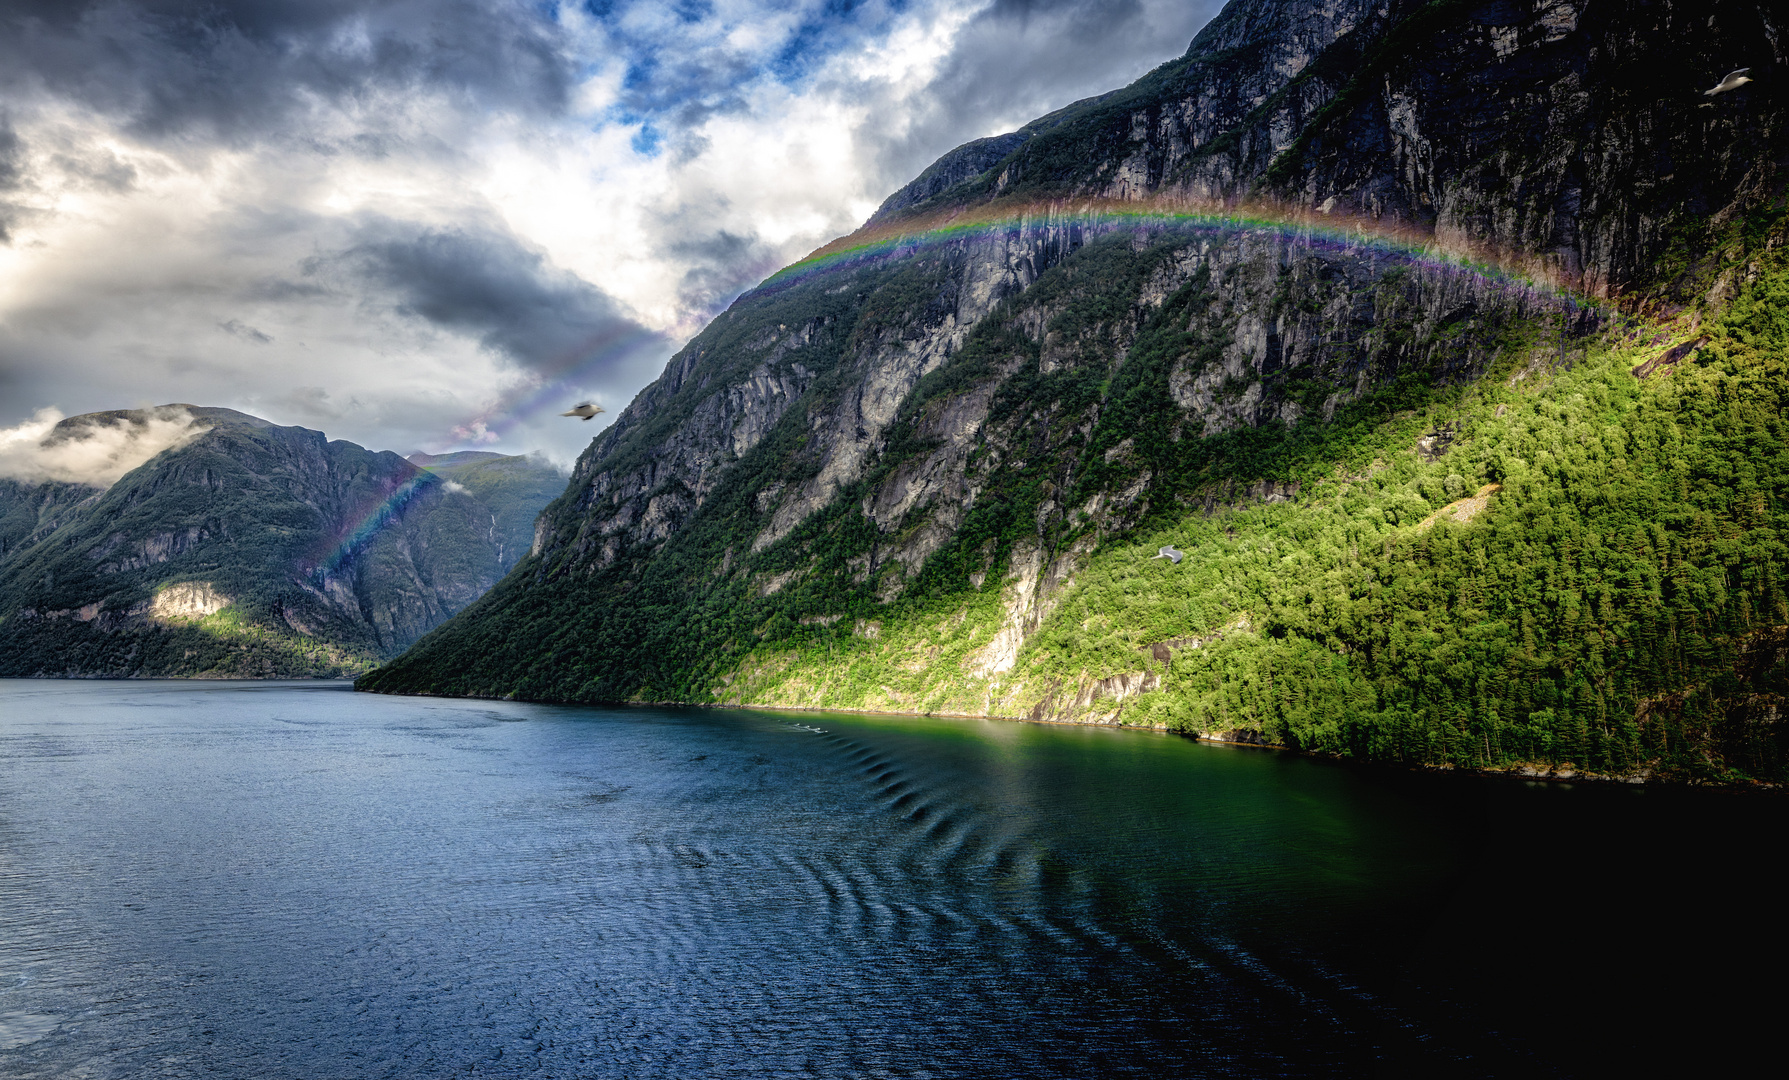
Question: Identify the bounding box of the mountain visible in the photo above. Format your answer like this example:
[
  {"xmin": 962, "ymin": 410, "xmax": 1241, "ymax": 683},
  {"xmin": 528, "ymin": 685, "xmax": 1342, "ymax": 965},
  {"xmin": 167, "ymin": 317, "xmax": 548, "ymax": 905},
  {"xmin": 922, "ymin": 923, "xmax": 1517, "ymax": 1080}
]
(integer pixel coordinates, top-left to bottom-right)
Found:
[
  {"xmin": 0, "ymin": 407, "xmax": 562, "ymax": 678},
  {"xmin": 407, "ymin": 450, "xmax": 508, "ymax": 467},
  {"xmin": 361, "ymin": 1, "xmax": 1789, "ymax": 783},
  {"xmin": 410, "ymin": 452, "xmax": 568, "ymax": 572}
]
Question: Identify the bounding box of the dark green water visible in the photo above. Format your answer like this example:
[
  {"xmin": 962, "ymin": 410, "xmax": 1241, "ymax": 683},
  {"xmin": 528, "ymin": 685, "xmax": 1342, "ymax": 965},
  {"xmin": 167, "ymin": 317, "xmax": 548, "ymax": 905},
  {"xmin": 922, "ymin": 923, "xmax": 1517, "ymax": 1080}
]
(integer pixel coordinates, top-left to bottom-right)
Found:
[{"xmin": 0, "ymin": 680, "xmax": 1780, "ymax": 1077}]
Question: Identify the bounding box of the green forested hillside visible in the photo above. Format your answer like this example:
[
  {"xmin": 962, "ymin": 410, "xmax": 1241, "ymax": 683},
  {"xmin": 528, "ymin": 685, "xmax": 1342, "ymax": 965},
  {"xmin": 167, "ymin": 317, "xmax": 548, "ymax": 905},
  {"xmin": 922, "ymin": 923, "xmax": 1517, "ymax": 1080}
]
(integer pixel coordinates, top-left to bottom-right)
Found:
[
  {"xmin": 360, "ymin": 0, "xmax": 1788, "ymax": 783},
  {"xmin": 1002, "ymin": 255, "xmax": 1789, "ymax": 782},
  {"xmin": 364, "ymin": 225, "xmax": 1789, "ymax": 782}
]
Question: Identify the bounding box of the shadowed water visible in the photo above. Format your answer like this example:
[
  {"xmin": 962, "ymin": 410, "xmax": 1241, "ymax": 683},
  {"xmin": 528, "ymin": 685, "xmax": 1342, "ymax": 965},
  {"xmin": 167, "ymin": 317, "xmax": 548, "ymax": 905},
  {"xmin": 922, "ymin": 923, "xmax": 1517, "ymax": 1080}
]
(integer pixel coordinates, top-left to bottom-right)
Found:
[{"xmin": 0, "ymin": 681, "xmax": 1780, "ymax": 1077}]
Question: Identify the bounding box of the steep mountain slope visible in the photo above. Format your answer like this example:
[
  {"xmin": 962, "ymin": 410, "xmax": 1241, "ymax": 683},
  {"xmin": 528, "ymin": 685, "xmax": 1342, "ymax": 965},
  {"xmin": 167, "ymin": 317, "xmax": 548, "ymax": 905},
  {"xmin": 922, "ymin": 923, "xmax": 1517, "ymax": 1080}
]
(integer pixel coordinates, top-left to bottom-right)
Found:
[
  {"xmin": 0, "ymin": 478, "xmax": 99, "ymax": 563},
  {"xmin": 0, "ymin": 407, "xmax": 560, "ymax": 677},
  {"xmin": 413, "ymin": 452, "xmax": 567, "ymax": 572},
  {"xmin": 363, "ymin": 0, "xmax": 1789, "ymax": 782}
]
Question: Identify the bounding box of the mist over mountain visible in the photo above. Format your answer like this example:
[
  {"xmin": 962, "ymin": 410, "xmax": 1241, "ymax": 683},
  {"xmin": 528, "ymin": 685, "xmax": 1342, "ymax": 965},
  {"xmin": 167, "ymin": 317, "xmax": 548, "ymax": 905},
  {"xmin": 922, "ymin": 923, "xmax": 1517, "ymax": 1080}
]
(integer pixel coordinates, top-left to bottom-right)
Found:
[{"xmin": 0, "ymin": 407, "xmax": 561, "ymax": 677}]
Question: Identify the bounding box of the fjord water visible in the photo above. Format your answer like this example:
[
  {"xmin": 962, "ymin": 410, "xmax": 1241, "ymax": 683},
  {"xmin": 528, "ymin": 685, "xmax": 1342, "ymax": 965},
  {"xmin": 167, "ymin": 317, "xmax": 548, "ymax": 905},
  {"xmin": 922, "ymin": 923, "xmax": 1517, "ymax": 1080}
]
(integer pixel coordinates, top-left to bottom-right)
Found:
[{"xmin": 0, "ymin": 683, "xmax": 1781, "ymax": 1077}]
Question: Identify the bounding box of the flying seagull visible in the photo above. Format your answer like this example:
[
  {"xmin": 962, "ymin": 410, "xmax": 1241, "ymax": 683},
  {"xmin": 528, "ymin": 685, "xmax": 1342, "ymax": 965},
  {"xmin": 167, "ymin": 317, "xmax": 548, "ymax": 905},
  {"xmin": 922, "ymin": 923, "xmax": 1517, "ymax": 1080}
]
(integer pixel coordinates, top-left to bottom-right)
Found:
[
  {"xmin": 1704, "ymin": 68, "xmax": 1752, "ymax": 96},
  {"xmin": 561, "ymin": 402, "xmax": 605, "ymax": 421},
  {"xmin": 1151, "ymin": 546, "xmax": 1184, "ymax": 565}
]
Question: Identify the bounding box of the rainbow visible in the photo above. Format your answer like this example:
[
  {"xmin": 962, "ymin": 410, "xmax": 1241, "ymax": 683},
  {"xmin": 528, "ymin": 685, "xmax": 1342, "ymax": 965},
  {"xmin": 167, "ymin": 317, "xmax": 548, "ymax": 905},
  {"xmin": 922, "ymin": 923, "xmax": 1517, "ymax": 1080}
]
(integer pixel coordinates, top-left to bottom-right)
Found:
[
  {"xmin": 430, "ymin": 321, "xmax": 668, "ymax": 452},
  {"xmin": 770, "ymin": 194, "xmax": 1582, "ymax": 304},
  {"xmin": 425, "ymin": 193, "xmax": 1592, "ymax": 464},
  {"xmin": 326, "ymin": 324, "xmax": 666, "ymax": 575},
  {"xmin": 334, "ymin": 195, "xmax": 1629, "ymax": 579},
  {"xmin": 309, "ymin": 472, "xmax": 433, "ymax": 580}
]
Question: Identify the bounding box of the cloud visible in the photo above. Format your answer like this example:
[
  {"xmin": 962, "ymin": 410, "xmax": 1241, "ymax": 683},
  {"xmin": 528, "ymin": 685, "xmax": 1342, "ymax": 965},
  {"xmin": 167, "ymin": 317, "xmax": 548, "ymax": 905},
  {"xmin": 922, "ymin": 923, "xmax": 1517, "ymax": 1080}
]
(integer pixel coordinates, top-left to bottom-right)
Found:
[
  {"xmin": 0, "ymin": 0, "xmax": 574, "ymax": 142},
  {"xmin": 0, "ymin": 0, "xmax": 1221, "ymax": 470},
  {"xmin": 0, "ymin": 113, "xmax": 23, "ymax": 241},
  {"xmin": 0, "ymin": 116, "xmax": 20, "ymax": 185},
  {"xmin": 218, "ymin": 318, "xmax": 273, "ymax": 343},
  {"xmin": 269, "ymin": 385, "xmax": 343, "ymax": 421},
  {"xmin": 855, "ymin": 0, "xmax": 1225, "ymax": 192},
  {"xmin": 0, "ymin": 404, "xmax": 209, "ymax": 486},
  {"xmin": 338, "ymin": 217, "xmax": 650, "ymax": 375}
]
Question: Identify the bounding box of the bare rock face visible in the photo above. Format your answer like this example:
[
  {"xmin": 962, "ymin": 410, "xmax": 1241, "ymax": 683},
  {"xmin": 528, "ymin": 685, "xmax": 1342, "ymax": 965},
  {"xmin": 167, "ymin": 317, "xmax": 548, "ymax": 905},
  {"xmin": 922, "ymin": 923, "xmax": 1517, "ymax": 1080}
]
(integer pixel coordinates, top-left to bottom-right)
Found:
[
  {"xmin": 981, "ymin": 0, "xmax": 1784, "ymax": 304},
  {"xmin": 869, "ymin": 132, "xmax": 1035, "ymax": 223},
  {"xmin": 0, "ymin": 478, "xmax": 101, "ymax": 561},
  {"xmin": 537, "ymin": 222, "xmax": 1553, "ymax": 583},
  {"xmin": 362, "ymin": 0, "xmax": 1786, "ymax": 708}
]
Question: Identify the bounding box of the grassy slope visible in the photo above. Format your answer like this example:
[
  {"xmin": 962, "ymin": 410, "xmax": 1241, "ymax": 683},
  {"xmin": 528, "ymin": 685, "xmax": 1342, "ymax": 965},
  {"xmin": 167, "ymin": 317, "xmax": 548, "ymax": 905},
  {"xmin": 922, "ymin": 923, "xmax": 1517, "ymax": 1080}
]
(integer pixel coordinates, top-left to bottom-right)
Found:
[{"xmin": 732, "ymin": 248, "xmax": 1789, "ymax": 783}]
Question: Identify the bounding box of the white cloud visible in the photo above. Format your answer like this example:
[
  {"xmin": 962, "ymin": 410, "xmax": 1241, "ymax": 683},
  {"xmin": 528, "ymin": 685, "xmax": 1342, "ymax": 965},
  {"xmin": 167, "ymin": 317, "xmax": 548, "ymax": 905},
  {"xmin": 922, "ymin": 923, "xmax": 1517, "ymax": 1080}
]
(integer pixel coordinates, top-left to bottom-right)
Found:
[
  {"xmin": 0, "ymin": 0, "xmax": 1220, "ymax": 470},
  {"xmin": 0, "ymin": 405, "xmax": 208, "ymax": 487}
]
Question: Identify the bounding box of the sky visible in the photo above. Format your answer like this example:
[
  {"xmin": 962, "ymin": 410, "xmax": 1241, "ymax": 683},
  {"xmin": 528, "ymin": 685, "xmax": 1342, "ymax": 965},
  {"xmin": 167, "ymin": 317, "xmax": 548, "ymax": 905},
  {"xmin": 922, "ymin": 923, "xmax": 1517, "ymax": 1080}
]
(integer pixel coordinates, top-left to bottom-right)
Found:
[{"xmin": 0, "ymin": 0, "xmax": 1221, "ymax": 476}]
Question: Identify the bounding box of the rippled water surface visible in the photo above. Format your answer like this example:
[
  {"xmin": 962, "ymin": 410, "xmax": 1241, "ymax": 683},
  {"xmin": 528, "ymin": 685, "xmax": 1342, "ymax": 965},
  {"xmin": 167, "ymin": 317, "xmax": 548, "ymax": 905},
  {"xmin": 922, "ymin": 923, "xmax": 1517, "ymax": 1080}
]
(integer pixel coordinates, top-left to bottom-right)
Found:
[{"xmin": 1, "ymin": 681, "xmax": 1782, "ymax": 1077}]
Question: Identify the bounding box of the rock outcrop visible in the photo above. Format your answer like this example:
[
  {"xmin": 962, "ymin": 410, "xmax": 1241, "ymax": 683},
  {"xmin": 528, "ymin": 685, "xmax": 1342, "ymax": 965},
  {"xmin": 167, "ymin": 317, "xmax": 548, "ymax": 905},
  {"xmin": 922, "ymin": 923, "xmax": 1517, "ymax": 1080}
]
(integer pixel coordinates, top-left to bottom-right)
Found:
[{"xmin": 965, "ymin": 0, "xmax": 1784, "ymax": 304}]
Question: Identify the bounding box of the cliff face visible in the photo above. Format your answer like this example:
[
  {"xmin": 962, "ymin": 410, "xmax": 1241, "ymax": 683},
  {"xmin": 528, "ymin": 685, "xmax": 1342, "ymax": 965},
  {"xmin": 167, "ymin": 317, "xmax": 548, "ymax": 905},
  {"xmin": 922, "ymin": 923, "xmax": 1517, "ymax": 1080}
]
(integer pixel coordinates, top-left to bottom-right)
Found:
[
  {"xmin": 0, "ymin": 407, "xmax": 558, "ymax": 677},
  {"xmin": 530, "ymin": 0, "xmax": 1782, "ymax": 581},
  {"xmin": 945, "ymin": 0, "xmax": 1784, "ymax": 303},
  {"xmin": 364, "ymin": 1, "xmax": 1789, "ymax": 783}
]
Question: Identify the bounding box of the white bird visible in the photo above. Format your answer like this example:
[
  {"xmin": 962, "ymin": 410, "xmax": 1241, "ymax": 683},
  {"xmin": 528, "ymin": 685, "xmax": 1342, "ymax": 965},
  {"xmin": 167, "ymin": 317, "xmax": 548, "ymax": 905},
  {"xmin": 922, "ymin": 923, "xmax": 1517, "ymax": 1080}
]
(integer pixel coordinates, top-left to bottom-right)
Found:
[
  {"xmin": 561, "ymin": 402, "xmax": 605, "ymax": 421},
  {"xmin": 1151, "ymin": 546, "xmax": 1185, "ymax": 565},
  {"xmin": 1704, "ymin": 68, "xmax": 1752, "ymax": 96}
]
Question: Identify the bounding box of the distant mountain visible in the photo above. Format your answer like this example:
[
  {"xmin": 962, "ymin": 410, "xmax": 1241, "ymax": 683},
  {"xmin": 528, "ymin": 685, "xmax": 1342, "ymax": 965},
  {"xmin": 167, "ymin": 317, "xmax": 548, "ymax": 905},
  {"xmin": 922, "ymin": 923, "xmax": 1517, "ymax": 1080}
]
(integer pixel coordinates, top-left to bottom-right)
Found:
[
  {"xmin": 407, "ymin": 450, "xmax": 508, "ymax": 468},
  {"xmin": 414, "ymin": 453, "xmax": 567, "ymax": 572},
  {"xmin": 0, "ymin": 407, "xmax": 563, "ymax": 678},
  {"xmin": 362, "ymin": 0, "xmax": 1789, "ymax": 784}
]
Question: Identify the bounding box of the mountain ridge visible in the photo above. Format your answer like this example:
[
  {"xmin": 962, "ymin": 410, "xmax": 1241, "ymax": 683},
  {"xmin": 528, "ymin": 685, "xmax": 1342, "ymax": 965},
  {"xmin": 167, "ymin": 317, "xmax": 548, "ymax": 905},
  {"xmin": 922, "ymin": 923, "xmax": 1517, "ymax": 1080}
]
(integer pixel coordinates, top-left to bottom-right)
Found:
[{"xmin": 361, "ymin": 0, "xmax": 1789, "ymax": 784}]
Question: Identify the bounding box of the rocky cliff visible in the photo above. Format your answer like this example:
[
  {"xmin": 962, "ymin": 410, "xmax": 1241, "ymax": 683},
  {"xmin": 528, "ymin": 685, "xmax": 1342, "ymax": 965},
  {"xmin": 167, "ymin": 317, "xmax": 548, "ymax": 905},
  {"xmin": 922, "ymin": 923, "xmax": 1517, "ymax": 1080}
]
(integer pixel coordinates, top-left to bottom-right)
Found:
[
  {"xmin": 363, "ymin": 0, "xmax": 1789, "ymax": 783},
  {"xmin": 0, "ymin": 407, "xmax": 560, "ymax": 677}
]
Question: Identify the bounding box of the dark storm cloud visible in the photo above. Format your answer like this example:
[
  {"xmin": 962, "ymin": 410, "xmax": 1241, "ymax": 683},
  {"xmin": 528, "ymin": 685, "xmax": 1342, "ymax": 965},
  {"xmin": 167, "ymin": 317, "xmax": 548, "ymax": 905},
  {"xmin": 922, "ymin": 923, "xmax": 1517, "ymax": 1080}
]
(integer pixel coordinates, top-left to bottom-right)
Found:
[
  {"xmin": 0, "ymin": 117, "xmax": 20, "ymax": 187},
  {"xmin": 218, "ymin": 318, "xmax": 273, "ymax": 344},
  {"xmin": 664, "ymin": 226, "xmax": 783, "ymax": 318},
  {"xmin": 340, "ymin": 219, "xmax": 653, "ymax": 374},
  {"xmin": 49, "ymin": 149, "xmax": 138, "ymax": 193},
  {"xmin": 0, "ymin": 0, "xmax": 574, "ymax": 142}
]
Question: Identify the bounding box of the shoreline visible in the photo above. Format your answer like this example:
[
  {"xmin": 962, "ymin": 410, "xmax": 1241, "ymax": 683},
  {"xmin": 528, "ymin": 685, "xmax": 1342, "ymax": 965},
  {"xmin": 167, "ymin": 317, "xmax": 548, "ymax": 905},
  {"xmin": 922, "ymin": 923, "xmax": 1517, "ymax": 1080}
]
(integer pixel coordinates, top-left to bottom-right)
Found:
[
  {"xmin": 19, "ymin": 675, "xmax": 1769, "ymax": 794},
  {"xmin": 695, "ymin": 699, "xmax": 1782, "ymax": 792},
  {"xmin": 372, "ymin": 682, "xmax": 1788, "ymax": 795}
]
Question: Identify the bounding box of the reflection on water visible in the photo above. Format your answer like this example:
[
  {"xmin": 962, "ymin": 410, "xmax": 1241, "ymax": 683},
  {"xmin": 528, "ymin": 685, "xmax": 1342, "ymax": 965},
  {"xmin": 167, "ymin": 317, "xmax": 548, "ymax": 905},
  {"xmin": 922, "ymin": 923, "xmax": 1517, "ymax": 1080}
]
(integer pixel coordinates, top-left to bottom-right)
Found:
[{"xmin": 0, "ymin": 680, "xmax": 1781, "ymax": 1077}]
